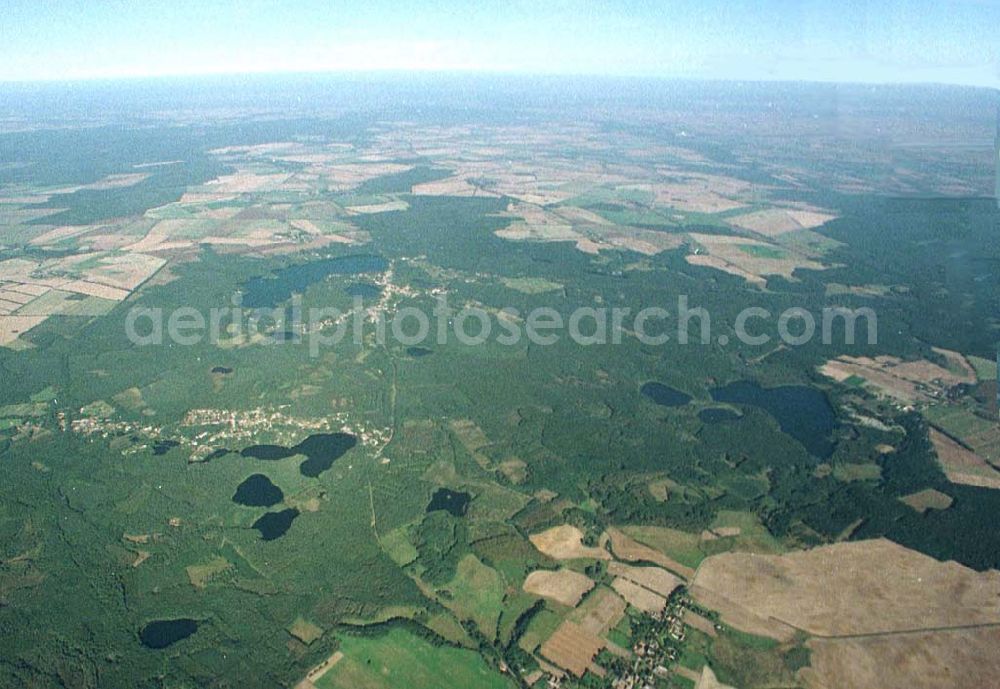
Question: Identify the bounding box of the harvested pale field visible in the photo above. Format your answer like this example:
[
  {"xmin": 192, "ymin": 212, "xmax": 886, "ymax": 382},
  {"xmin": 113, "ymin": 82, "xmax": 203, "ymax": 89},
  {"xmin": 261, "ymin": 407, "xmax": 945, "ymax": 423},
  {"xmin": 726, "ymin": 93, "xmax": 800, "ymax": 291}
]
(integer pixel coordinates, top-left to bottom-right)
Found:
[
  {"xmin": 345, "ymin": 200, "xmax": 409, "ymax": 214},
  {"xmin": 688, "ymin": 584, "xmax": 799, "ymax": 642},
  {"xmin": 29, "ymin": 224, "xmax": 97, "ymax": 246},
  {"xmin": 929, "ymin": 427, "xmax": 1000, "ymax": 490},
  {"xmin": 551, "ymin": 206, "xmax": 612, "ymax": 225},
  {"xmin": 692, "ymin": 539, "xmax": 1000, "ymax": 637},
  {"xmin": 611, "ymin": 577, "xmax": 667, "ymax": 614},
  {"xmin": 4, "ymin": 283, "xmax": 49, "ymax": 297},
  {"xmin": 0, "ymin": 289, "xmax": 33, "ymax": 305},
  {"xmin": 177, "ymin": 192, "xmax": 238, "ymax": 205},
  {"xmin": 530, "ymin": 525, "xmax": 609, "ymax": 561},
  {"xmin": 825, "ymin": 282, "xmax": 894, "ymax": 298},
  {"xmin": 412, "ymin": 176, "xmax": 496, "ymax": 196},
  {"xmin": 606, "ymin": 527, "xmax": 696, "ymax": 580},
  {"xmin": 60, "ymin": 280, "xmax": 131, "ymax": 301},
  {"xmin": 495, "ymin": 222, "xmax": 581, "ymax": 242},
  {"xmin": 607, "ymin": 561, "xmax": 683, "ymax": 597},
  {"xmin": 574, "ymin": 238, "xmax": 606, "ymax": 254},
  {"xmin": 204, "ymin": 172, "xmax": 292, "ymax": 193},
  {"xmin": 802, "ymin": 627, "xmax": 1000, "ymax": 689},
  {"xmin": 0, "ymin": 315, "xmax": 46, "ymax": 345},
  {"xmin": 126, "ymin": 219, "xmax": 214, "ymax": 252},
  {"xmin": 683, "ymin": 609, "xmax": 718, "ymax": 637},
  {"xmin": 899, "ymin": 488, "xmax": 954, "ymax": 513},
  {"xmin": 675, "ymin": 665, "xmax": 702, "ymax": 684},
  {"xmin": 819, "ymin": 357, "xmax": 919, "ymax": 402},
  {"xmin": 891, "ymin": 358, "xmax": 971, "ymax": 386},
  {"xmin": 523, "ymin": 568, "xmax": 595, "ymax": 607},
  {"xmin": 596, "ymin": 227, "xmax": 685, "ymax": 255},
  {"xmin": 685, "ymin": 253, "xmax": 766, "ymax": 286},
  {"xmin": 540, "ymin": 621, "xmax": 605, "ymax": 677},
  {"xmin": 728, "ymin": 207, "xmax": 837, "ymax": 237},
  {"xmin": 569, "ymin": 586, "xmax": 626, "ymax": 635}
]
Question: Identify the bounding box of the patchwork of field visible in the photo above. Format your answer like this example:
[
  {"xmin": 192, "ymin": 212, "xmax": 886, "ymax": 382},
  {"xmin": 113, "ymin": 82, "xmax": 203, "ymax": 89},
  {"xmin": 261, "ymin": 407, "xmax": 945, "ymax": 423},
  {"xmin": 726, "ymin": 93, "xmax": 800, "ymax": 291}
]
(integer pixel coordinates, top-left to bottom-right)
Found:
[
  {"xmin": 685, "ymin": 232, "xmax": 829, "ymax": 286},
  {"xmin": 820, "ymin": 351, "xmax": 976, "ymax": 404},
  {"xmin": 0, "ymin": 253, "xmax": 159, "ymax": 343},
  {"xmin": 606, "ymin": 527, "xmax": 697, "ymax": 579},
  {"xmin": 2, "ymin": 84, "xmax": 999, "ymax": 689}
]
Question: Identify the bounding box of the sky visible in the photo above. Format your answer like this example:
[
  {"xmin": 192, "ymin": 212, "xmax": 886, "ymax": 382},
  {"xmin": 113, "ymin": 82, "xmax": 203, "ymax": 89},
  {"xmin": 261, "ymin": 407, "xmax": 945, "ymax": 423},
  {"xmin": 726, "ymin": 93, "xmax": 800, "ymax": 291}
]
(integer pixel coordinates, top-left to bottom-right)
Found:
[{"xmin": 1, "ymin": 0, "xmax": 998, "ymax": 87}]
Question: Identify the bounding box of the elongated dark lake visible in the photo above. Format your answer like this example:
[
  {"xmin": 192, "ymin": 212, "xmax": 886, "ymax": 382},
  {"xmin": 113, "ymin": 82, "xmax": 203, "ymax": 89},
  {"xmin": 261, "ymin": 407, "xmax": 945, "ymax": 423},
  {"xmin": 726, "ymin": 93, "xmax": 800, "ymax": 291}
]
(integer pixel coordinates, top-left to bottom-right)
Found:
[
  {"xmin": 641, "ymin": 382, "xmax": 692, "ymax": 408},
  {"xmin": 241, "ymin": 432, "xmax": 358, "ymax": 478},
  {"xmin": 253, "ymin": 508, "xmax": 299, "ymax": 540},
  {"xmin": 139, "ymin": 619, "xmax": 198, "ymax": 649},
  {"xmin": 709, "ymin": 380, "xmax": 835, "ymax": 458},
  {"xmin": 242, "ymin": 254, "xmax": 388, "ymax": 308},
  {"xmin": 232, "ymin": 474, "xmax": 284, "ymax": 507}
]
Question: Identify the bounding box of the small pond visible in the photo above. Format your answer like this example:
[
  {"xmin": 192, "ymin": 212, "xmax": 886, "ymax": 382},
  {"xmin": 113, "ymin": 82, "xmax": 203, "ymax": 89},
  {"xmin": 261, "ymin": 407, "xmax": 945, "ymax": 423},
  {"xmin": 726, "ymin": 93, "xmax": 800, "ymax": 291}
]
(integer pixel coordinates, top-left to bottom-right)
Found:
[
  {"xmin": 139, "ymin": 619, "xmax": 198, "ymax": 649},
  {"xmin": 426, "ymin": 488, "xmax": 471, "ymax": 517}
]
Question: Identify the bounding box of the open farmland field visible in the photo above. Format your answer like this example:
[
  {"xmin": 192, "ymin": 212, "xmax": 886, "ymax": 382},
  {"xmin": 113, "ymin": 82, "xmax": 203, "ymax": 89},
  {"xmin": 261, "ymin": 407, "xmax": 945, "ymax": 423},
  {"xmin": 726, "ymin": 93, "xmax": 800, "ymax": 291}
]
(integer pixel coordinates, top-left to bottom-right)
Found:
[
  {"xmin": 803, "ymin": 627, "xmax": 1000, "ymax": 689},
  {"xmin": 310, "ymin": 628, "xmax": 513, "ymax": 689},
  {"xmin": 523, "ymin": 568, "xmax": 595, "ymax": 607},
  {"xmin": 692, "ymin": 539, "xmax": 1000, "ymax": 637},
  {"xmin": 529, "ymin": 525, "xmax": 610, "ymax": 561}
]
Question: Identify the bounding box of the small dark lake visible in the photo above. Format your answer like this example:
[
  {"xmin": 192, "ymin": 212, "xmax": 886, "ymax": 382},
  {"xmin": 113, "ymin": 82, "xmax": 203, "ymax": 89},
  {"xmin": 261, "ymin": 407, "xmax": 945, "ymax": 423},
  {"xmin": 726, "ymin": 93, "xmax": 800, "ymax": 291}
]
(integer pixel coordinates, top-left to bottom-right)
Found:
[
  {"xmin": 406, "ymin": 346, "xmax": 433, "ymax": 358},
  {"xmin": 139, "ymin": 619, "xmax": 198, "ymax": 649},
  {"xmin": 211, "ymin": 366, "xmax": 233, "ymax": 375},
  {"xmin": 253, "ymin": 508, "xmax": 299, "ymax": 540},
  {"xmin": 641, "ymin": 382, "xmax": 692, "ymax": 408},
  {"xmin": 242, "ymin": 254, "xmax": 388, "ymax": 308},
  {"xmin": 345, "ymin": 282, "xmax": 381, "ymax": 299},
  {"xmin": 241, "ymin": 432, "xmax": 358, "ymax": 477},
  {"xmin": 426, "ymin": 488, "xmax": 471, "ymax": 517},
  {"xmin": 709, "ymin": 380, "xmax": 836, "ymax": 458},
  {"xmin": 698, "ymin": 408, "xmax": 742, "ymax": 424},
  {"xmin": 232, "ymin": 474, "xmax": 284, "ymax": 507}
]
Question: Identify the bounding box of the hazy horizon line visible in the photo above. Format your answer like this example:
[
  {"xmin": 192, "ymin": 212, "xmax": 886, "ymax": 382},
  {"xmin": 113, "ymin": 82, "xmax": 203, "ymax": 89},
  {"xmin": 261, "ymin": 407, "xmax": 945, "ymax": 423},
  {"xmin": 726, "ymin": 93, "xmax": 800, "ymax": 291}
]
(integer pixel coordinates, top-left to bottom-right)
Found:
[{"xmin": 1, "ymin": 67, "xmax": 997, "ymax": 93}]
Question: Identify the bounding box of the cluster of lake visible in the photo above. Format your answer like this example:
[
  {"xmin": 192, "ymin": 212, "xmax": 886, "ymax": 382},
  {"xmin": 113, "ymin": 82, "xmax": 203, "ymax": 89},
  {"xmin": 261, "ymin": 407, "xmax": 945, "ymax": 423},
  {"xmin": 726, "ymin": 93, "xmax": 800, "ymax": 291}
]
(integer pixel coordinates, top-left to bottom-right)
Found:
[
  {"xmin": 642, "ymin": 379, "xmax": 836, "ymax": 459},
  {"xmin": 139, "ymin": 433, "xmax": 360, "ymax": 648},
  {"xmin": 221, "ymin": 433, "xmax": 358, "ymax": 541},
  {"xmin": 241, "ymin": 254, "xmax": 388, "ymax": 308}
]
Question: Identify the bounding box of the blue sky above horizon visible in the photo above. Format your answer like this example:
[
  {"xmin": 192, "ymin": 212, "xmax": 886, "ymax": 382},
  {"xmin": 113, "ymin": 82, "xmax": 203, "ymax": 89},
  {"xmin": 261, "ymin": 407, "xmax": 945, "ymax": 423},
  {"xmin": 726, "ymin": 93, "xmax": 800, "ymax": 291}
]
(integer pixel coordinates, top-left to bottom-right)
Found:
[{"xmin": 2, "ymin": 0, "xmax": 998, "ymax": 87}]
